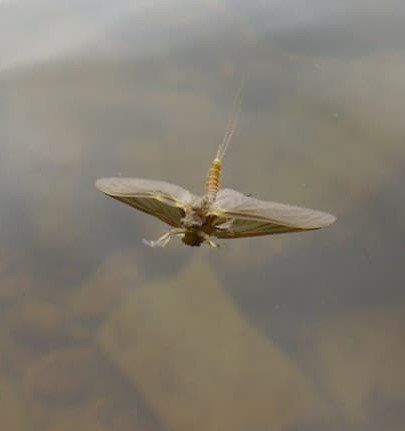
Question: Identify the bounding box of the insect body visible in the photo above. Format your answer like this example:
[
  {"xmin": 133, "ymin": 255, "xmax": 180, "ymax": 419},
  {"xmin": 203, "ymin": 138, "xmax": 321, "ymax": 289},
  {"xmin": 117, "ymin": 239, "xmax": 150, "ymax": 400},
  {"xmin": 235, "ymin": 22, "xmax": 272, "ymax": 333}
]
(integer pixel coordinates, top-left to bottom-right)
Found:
[{"xmin": 96, "ymin": 85, "xmax": 336, "ymax": 248}]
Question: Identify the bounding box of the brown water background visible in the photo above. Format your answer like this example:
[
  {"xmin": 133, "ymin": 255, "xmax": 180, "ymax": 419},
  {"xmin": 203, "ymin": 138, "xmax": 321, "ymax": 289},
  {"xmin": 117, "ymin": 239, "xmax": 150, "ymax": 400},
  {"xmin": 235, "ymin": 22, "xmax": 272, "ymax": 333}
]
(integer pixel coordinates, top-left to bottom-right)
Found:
[{"xmin": 1, "ymin": 1, "xmax": 405, "ymax": 430}]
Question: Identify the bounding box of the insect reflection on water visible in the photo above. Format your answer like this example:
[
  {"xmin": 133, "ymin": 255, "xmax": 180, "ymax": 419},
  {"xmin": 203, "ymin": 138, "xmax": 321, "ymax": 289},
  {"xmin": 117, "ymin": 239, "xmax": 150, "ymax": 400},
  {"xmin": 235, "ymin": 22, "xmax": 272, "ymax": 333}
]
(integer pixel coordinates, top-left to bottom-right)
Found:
[{"xmin": 95, "ymin": 82, "xmax": 336, "ymax": 248}]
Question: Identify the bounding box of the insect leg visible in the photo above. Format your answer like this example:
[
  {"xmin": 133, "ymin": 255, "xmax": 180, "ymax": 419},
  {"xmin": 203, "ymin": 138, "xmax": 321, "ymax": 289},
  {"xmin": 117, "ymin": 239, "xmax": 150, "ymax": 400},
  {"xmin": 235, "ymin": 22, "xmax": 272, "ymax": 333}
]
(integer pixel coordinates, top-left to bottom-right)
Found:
[
  {"xmin": 201, "ymin": 232, "xmax": 221, "ymax": 248},
  {"xmin": 142, "ymin": 228, "xmax": 184, "ymax": 248}
]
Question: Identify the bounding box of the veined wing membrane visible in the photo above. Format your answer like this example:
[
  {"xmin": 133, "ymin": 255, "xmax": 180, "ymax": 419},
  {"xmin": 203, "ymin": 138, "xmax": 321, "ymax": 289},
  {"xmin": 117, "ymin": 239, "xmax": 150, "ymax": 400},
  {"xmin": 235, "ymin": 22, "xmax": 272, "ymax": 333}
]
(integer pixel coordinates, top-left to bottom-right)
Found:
[
  {"xmin": 210, "ymin": 188, "xmax": 336, "ymax": 238},
  {"xmin": 95, "ymin": 178, "xmax": 196, "ymax": 227}
]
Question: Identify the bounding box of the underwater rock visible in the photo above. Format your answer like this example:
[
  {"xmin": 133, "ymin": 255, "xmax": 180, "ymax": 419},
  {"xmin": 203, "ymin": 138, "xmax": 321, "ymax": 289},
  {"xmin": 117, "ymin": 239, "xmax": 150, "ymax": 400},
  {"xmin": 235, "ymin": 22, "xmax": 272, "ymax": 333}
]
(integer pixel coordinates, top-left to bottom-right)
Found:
[
  {"xmin": 9, "ymin": 302, "xmax": 67, "ymax": 351},
  {"xmin": 307, "ymin": 306, "xmax": 405, "ymax": 426},
  {"xmin": 69, "ymin": 249, "xmax": 144, "ymax": 322},
  {"xmin": 0, "ymin": 372, "xmax": 29, "ymax": 430},
  {"xmin": 0, "ymin": 257, "xmax": 37, "ymax": 304},
  {"xmin": 43, "ymin": 405, "xmax": 110, "ymax": 431},
  {"xmin": 24, "ymin": 346, "xmax": 98, "ymax": 404},
  {"xmin": 42, "ymin": 394, "xmax": 153, "ymax": 431},
  {"xmin": 99, "ymin": 260, "xmax": 319, "ymax": 431}
]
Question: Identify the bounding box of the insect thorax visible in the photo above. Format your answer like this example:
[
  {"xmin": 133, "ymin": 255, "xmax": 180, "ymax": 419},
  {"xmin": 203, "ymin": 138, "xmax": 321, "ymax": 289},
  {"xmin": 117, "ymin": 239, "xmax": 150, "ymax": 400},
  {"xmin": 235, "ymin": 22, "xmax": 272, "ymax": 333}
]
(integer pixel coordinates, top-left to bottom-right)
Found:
[
  {"xmin": 179, "ymin": 197, "xmax": 214, "ymax": 246},
  {"xmin": 181, "ymin": 207, "xmax": 204, "ymax": 229},
  {"xmin": 181, "ymin": 197, "xmax": 210, "ymax": 228}
]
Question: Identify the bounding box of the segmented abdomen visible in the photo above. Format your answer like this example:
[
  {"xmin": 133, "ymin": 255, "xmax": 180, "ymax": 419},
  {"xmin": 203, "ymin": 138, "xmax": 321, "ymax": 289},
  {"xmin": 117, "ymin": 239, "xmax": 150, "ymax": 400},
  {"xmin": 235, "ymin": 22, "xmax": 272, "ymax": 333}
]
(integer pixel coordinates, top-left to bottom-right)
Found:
[{"xmin": 205, "ymin": 158, "xmax": 222, "ymax": 200}]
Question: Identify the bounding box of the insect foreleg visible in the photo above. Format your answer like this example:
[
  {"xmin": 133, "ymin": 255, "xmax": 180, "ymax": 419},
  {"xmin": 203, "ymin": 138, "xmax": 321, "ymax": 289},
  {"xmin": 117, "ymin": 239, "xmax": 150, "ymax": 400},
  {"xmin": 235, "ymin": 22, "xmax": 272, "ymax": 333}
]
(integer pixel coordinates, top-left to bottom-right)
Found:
[{"xmin": 142, "ymin": 228, "xmax": 184, "ymax": 248}]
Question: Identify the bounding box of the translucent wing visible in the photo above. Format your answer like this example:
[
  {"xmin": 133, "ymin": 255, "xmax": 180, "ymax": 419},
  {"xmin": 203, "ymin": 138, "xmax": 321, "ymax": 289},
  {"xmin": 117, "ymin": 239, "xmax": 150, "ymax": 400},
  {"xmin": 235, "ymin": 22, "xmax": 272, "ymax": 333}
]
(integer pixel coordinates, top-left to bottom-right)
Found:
[
  {"xmin": 95, "ymin": 178, "xmax": 197, "ymax": 227},
  {"xmin": 209, "ymin": 188, "xmax": 336, "ymax": 238}
]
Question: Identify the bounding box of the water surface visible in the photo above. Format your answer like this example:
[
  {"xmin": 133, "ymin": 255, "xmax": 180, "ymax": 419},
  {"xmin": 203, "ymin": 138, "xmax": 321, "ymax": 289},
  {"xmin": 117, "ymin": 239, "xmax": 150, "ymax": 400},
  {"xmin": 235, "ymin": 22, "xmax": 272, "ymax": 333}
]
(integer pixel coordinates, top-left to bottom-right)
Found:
[{"xmin": 1, "ymin": 1, "xmax": 404, "ymax": 430}]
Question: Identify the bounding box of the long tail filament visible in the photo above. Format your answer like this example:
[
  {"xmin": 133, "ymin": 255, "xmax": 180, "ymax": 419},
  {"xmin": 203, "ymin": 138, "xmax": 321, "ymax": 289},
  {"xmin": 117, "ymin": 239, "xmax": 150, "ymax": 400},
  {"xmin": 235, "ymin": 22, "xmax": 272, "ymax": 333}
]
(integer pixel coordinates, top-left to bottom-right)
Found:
[
  {"xmin": 205, "ymin": 74, "xmax": 245, "ymax": 201},
  {"xmin": 215, "ymin": 74, "xmax": 245, "ymax": 161}
]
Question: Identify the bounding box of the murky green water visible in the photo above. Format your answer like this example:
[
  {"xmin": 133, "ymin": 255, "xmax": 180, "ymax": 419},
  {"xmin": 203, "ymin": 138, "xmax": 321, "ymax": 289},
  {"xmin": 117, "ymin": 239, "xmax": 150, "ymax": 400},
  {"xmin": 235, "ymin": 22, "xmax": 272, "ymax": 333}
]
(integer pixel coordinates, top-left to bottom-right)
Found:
[{"xmin": 1, "ymin": 1, "xmax": 404, "ymax": 430}]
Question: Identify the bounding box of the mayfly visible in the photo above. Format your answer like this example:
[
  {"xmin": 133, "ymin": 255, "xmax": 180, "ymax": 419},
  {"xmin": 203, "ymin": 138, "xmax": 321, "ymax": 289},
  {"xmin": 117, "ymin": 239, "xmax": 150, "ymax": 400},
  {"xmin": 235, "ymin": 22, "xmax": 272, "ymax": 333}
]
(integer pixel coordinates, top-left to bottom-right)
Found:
[{"xmin": 95, "ymin": 82, "xmax": 336, "ymax": 248}]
